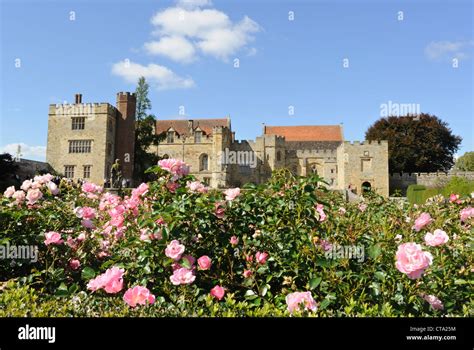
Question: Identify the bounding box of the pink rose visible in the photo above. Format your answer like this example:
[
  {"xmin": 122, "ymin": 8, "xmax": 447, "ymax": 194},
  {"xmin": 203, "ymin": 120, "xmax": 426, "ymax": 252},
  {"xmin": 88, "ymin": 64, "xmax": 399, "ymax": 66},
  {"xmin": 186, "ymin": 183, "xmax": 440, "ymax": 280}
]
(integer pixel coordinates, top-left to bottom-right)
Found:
[
  {"xmin": 20, "ymin": 180, "xmax": 33, "ymax": 191},
  {"xmin": 424, "ymin": 229, "xmax": 449, "ymax": 247},
  {"xmin": 449, "ymin": 193, "xmax": 460, "ymax": 203},
  {"xmin": 87, "ymin": 266, "xmax": 124, "ymax": 293},
  {"xmin": 69, "ymin": 259, "xmax": 81, "ymax": 270},
  {"xmin": 214, "ymin": 202, "xmax": 225, "ymax": 219},
  {"xmin": 123, "ymin": 286, "xmax": 155, "ymax": 308},
  {"xmin": 81, "ymin": 207, "xmax": 96, "ymax": 220},
  {"xmin": 170, "ymin": 267, "xmax": 195, "ymax": 285},
  {"xmin": 460, "ymin": 207, "xmax": 474, "ymax": 222},
  {"xmin": 230, "ymin": 236, "xmax": 239, "ymax": 246},
  {"xmin": 358, "ymin": 203, "xmax": 368, "ymax": 212},
  {"xmin": 26, "ymin": 188, "xmax": 43, "ymax": 205},
  {"xmin": 395, "ymin": 243, "xmax": 433, "ymax": 279},
  {"xmin": 256, "ymin": 251, "xmax": 269, "ymax": 264},
  {"xmin": 224, "ymin": 188, "xmax": 240, "ymax": 201},
  {"xmin": 423, "ymin": 294, "xmax": 444, "ymax": 310},
  {"xmin": 3, "ymin": 186, "xmax": 15, "ymax": 198},
  {"xmin": 108, "ymin": 205, "xmax": 125, "ymax": 218},
  {"xmin": 132, "ymin": 183, "xmax": 149, "ymax": 197},
  {"xmin": 44, "ymin": 231, "xmax": 63, "ymax": 245},
  {"xmin": 197, "ymin": 255, "xmax": 212, "ymax": 270},
  {"xmin": 412, "ymin": 212, "xmax": 433, "ymax": 232},
  {"xmin": 81, "ymin": 219, "xmax": 95, "ymax": 229},
  {"xmin": 110, "ymin": 215, "xmax": 124, "ymax": 228},
  {"xmin": 187, "ymin": 181, "xmax": 208, "ymax": 193},
  {"xmin": 47, "ymin": 181, "xmax": 59, "ymax": 195},
  {"xmin": 286, "ymin": 291, "xmax": 317, "ymax": 314},
  {"xmin": 165, "ymin": 240, "xmax": 185, "ymax": 261},
  {"xmin": 210, "ymin": 285, "xmax": 225, "ymax": 300},
  {"xmin": 77, "ymin": 233, "xmax": 86, "ymax": 241},
  {"xmin": 243, "ymin": 270, "xmax": 252, "ymax": 278},
  {"xmin": 158, "ymin": 159, "xmax": 190, "ymax": 179},
  {"xmin": 166, "ymin": 181, "xmax": 179, "ymax": 193},
  {"xmin": 12, "ymin": 190, "xmax": 26, "ymax": 204},
  {"xmin": 82, "ymin": 182, "xmax": 102, "ymax": 193},
  {"xmin": 315, "ymin": 204, "xmax": 327, "ymax": 222}
]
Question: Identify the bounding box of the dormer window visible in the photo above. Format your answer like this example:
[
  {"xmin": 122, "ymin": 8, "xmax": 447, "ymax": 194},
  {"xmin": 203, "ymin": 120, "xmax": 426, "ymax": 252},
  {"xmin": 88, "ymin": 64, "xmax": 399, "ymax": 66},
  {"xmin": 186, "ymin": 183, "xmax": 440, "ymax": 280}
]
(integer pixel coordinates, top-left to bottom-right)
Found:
[
  {"xmin": 167, "ymin": 131, "xmax": 175, "ymax": 143},
  {"xmin": 195, "ymin": 131, "xmax": 202, "ymax": 143}
]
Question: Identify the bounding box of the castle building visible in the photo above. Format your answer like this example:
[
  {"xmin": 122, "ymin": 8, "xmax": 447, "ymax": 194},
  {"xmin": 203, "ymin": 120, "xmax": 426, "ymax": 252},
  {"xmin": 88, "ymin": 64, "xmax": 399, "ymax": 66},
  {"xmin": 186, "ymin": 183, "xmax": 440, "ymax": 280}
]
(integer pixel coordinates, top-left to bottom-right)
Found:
[
  {"xmin": 46, "ymin": 92, "xmax": 389, "ymax": 196},
  {"xmin": 46, "ymin": 93, "xmax": 136, "ymax": 185}
]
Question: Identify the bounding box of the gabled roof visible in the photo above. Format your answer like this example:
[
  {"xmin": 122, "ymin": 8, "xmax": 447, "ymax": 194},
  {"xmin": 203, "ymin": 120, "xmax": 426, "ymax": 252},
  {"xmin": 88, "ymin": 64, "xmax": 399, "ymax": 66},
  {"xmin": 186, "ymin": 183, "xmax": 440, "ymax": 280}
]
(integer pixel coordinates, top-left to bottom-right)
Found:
[
  {"xmin": 264, "ymin": 125, "xmax": 343, "ymax": 141},
  {"xmin": 156, "ymin": 118, "xmax": 230, "ymax": 136}
]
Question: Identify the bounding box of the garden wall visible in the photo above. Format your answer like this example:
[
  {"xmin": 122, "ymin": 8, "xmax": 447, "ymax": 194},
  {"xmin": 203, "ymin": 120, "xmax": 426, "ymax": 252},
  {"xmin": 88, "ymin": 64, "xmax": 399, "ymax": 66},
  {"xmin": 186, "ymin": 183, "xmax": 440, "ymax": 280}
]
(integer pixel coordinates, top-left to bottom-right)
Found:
[{"xmin": 389, "ymin": 171, "xmax": 474, "ymax": 194}]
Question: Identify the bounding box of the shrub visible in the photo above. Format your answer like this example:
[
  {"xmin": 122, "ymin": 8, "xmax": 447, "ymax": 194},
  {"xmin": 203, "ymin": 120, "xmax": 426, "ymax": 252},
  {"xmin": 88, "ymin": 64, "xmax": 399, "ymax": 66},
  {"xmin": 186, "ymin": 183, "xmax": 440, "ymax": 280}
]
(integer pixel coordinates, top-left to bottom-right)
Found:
[{"xmin": 0, "ymin": 165, "xmax": 472, "ymax": 317}]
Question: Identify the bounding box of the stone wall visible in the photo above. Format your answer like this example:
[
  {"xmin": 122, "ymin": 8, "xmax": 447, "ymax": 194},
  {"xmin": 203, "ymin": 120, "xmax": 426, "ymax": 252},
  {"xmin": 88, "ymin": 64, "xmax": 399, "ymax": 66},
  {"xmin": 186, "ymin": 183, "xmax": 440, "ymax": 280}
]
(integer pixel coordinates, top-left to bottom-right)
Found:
[
  {"xmin": 338, "ymin": 141, "xmax": 389, "ymax": 197},
  {"xmin": 390, "ymin": 171, "xmax": 474, "ymax": 194},
  {"xmin": 46, "ymin": 103, "xmax": 115, "ymax": 185}
]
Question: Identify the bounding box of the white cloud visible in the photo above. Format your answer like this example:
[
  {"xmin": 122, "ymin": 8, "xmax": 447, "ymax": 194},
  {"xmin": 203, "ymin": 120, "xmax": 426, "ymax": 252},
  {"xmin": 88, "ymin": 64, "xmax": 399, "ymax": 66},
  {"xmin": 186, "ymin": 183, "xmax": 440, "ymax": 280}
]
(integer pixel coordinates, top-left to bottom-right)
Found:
[
  {"xmin": 144, "ymin": 36, "xmax": 196, "ymax": 63},
  {"xmin": 149, "ymin": 5, "xmax": 260, "ymax": 62},
  {"xmin": 1, "ymin": 143, "xmax": 46, "ymax": 161},
  {"xmin": 112, "ymin": 1, "xmax": 259, "ymax": 89},
  {"xmin": 111, "ymin": 60, "xmax": 195, "ymax": 90},
  {"xmin": 425, "ymin": 40, "xmax": 474, "ymax": 61}
]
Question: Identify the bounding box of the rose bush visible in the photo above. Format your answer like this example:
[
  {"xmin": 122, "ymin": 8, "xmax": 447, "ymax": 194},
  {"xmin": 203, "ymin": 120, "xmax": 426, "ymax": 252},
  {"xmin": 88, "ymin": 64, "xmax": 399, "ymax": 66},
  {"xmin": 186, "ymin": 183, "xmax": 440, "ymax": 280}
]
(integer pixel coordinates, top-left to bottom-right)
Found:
[{"xmin": 0, "ymin": 163, "xmax": 472, "ymax": 316}]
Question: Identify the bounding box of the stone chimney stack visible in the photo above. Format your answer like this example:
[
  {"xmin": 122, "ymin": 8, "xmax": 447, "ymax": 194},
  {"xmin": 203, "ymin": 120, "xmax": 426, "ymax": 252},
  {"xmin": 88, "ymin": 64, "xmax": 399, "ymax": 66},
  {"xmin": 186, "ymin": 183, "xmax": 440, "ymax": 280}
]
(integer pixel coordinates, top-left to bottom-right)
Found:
[
  {"xmin": 75, "ymin": 94, "xmax": 82, "ymax": 104},
  {"xmin": 115, "ymin": 92, "xmax": 136, "ymax": 184}
]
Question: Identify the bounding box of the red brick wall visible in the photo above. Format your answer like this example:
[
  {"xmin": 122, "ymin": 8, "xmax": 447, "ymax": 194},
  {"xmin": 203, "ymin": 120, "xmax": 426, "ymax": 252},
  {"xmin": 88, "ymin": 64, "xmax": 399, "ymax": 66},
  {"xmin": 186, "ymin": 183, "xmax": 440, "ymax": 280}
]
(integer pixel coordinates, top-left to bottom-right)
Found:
[{"xmin": 115, "ymin": 92, "xmax": 136, "ymax": 183}]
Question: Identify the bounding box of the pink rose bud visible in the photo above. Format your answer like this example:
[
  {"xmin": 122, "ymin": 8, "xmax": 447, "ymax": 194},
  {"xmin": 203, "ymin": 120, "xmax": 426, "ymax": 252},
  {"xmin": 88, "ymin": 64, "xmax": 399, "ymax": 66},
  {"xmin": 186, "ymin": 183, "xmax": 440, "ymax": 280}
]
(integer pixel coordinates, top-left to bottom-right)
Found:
[
  {"xmin": 210, "ymin": 285, "xmax": 225, "ymax": 301},
  {"xmin": 197, "ymin": 255, "xmax": 212, "ymax": 270}
]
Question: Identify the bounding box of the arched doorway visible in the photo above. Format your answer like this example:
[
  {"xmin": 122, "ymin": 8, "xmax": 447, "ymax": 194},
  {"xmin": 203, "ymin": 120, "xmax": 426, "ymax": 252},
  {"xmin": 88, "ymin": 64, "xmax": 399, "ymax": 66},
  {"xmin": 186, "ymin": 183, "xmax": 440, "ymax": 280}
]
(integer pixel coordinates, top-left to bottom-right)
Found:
[{"xmin": 362, "ymin": 181, "xmax": 372, "ymax": 193}]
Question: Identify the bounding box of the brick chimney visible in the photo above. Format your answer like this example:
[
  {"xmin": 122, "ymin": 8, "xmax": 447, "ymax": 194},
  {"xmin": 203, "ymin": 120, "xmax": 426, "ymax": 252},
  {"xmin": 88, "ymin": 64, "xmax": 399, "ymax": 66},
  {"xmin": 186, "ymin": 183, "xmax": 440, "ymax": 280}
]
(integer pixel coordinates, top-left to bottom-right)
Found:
[
  {"xmin": 75, "ymin": 94, "xmax": 82, "ymax": 104},
  {"xmin": 115, "ymin": 92, "xmax": 136, "ymax": 184}
]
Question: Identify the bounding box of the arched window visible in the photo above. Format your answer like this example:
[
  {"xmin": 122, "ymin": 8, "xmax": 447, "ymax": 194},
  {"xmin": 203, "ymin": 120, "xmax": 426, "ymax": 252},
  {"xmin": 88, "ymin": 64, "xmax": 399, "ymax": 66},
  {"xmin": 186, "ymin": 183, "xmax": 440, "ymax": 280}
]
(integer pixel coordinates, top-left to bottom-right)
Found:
[
  {"xmin": 362, "ymin": 181, "xmax": 372, "ymax": 193},
  {"xmin": 200, "ymin": 154, "xmax": 209, "ymax": 171}
]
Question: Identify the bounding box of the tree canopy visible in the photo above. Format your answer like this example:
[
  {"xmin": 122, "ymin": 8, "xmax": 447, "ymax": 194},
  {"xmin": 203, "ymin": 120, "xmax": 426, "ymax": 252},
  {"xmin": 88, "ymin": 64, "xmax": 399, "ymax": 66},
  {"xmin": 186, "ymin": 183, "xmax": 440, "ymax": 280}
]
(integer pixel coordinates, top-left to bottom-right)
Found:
[
  {"xmin": 133, "ymin": 77, "xmax": 164, "ymax": 183},
  {"xmin": 455, "ymin": 151, "xmax": 474, "ymax": 171},
  {"xmin": 365, "ymin": 114, "xmax": 461, "ymax": 173}
]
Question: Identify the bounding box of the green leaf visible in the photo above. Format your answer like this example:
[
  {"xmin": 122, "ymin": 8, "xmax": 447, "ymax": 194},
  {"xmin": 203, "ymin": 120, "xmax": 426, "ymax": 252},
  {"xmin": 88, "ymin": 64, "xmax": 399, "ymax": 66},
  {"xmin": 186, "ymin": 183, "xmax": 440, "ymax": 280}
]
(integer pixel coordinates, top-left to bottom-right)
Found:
[
  {"xmin": 81, "ymin": 267, "xmax": 96, "ymax": 281},
  {"xmin": 244, "ymin": 290, "xmax": 258, "ymax": 300},
  {"xmin": 68, "ymin": 283, "xmax": 79, "ymax": 294},
  {"xmin": 179, "ymin": 258, "xmax": 191, "ymax": 269},
  {"xmin": 319, "ymin": 299, "xmax": 331, "ymax": 310},
  {"xmin": 454, "ymin": 279, "xmax": 467, "ymax": 285},
  {"xmin": 374, "ymin": 271, "xmax": 386, "ymax": 281},
  {"xmin": 55, "ymin": 282, "xmax": 69, "ymax": 296},
  {"xmin": 368, "ymin": 243, "xmax": 382, "ymax": 260},
  {"xmin": 309, "ymin": 277, "xmax": 322, "ymax": 290}
]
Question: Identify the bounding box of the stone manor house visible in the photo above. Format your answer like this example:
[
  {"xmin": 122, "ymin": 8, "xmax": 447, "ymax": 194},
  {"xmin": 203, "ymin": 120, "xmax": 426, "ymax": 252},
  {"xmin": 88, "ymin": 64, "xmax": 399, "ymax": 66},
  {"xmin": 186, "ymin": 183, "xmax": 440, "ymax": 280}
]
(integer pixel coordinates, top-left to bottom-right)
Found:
[{"xmin": 46, "ymin": 92, "xmax": 389, "ymax": 196}]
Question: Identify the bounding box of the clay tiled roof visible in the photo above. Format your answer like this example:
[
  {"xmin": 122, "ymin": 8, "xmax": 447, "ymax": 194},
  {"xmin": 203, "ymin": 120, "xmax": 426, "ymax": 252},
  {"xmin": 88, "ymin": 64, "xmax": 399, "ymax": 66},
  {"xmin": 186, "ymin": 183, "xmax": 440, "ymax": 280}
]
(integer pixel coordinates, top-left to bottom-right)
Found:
[
  {"xmin": 156, "ymin": 118, "xmax": 230, "ymax": 136},
  {"xmin": 264, "ymin": 125, "xmax": 343, "ymax": 141}
]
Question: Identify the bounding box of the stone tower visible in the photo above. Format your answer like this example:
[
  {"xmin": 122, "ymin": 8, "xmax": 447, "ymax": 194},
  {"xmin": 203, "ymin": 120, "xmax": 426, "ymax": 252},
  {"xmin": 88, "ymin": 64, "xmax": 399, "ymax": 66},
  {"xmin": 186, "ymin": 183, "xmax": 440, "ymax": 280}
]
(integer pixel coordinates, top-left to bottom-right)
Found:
[{"xmin": 115, "ymin": 92, "xmax": 136, "ymax": 183}]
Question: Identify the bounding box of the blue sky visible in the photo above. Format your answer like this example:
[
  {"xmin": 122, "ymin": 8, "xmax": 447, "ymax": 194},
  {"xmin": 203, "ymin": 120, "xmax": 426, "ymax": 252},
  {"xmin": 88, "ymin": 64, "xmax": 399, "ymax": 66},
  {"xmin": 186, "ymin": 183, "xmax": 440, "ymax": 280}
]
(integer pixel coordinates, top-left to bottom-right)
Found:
[{"xmin": 1, "ymin": 0, "xmax": 473, "ymax": 161}]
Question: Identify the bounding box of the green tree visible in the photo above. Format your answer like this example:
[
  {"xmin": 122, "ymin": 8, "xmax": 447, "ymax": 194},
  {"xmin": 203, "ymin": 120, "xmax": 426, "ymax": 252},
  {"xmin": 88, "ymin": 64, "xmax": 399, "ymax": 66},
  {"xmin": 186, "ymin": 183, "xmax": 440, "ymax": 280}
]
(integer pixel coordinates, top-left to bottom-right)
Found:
[
  {"xmin": 0, "ymin": 153, "xmax": 19, "ymax": 191},
  {"xmin": 365, "ymin": 114, "xmax": 462, "ymax": 173},
  {"xmin": 455, "ymin": 151, "xmax": 474, "ymax": 171},
  {"xmin": 133, "ymin": 77, "xmax": 164, "ymax": 183},
  {"xmin": 135, "ymin": 76, "xmax": 152, "ymax": 122}
]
